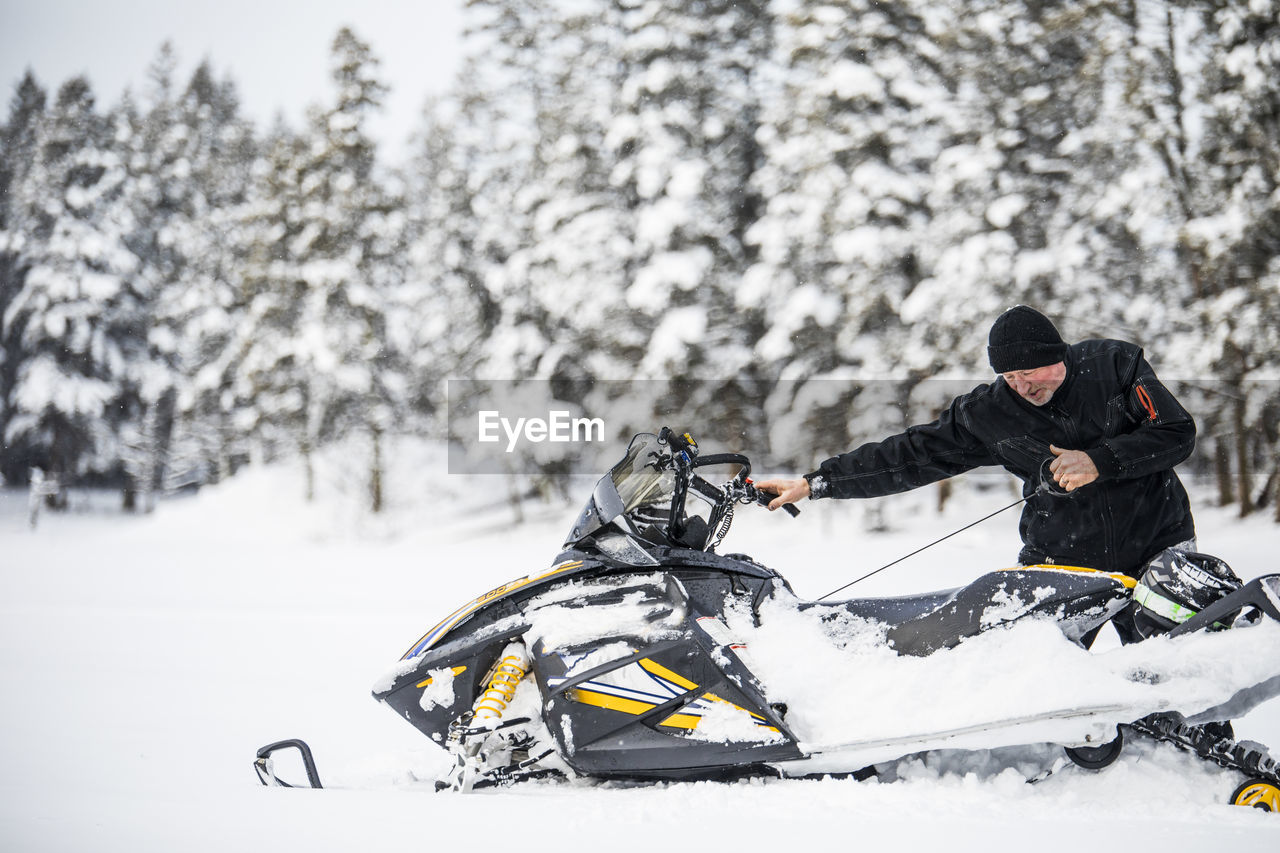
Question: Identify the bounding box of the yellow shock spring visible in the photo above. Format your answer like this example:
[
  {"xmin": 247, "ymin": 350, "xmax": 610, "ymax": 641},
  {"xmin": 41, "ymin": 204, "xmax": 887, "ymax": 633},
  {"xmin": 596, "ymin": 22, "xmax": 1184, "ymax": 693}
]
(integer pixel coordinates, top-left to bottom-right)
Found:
[{"xmin": 472, "ymin": 647, "xmax": 529, "ymax": 721}]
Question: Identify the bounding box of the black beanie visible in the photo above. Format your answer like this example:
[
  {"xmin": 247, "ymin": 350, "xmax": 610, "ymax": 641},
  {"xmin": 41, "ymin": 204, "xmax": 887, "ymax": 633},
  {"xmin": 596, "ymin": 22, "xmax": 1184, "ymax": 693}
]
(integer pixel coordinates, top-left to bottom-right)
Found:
[{"xmin": 987, "ymin": 306, "xmax": 1068, "ymax": 373}]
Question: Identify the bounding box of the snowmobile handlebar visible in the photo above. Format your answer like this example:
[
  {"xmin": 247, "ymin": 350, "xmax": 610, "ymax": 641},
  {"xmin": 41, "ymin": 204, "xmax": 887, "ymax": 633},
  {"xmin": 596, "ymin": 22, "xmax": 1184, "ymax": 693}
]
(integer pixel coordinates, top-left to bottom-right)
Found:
[
  {"xmin": 689, "ymin": 452, "xmax": 752, "ymax": 477},
  {"xmin": 682, "ymin": 449, "xmax": 801, "ymax": 517},
  {"xmin": 655, "ymin": 429, "xmax": 799, "ymax": 530},
  {"xmin": 657, "ymin": 428, "xmax": 752, "ymax": 480}
]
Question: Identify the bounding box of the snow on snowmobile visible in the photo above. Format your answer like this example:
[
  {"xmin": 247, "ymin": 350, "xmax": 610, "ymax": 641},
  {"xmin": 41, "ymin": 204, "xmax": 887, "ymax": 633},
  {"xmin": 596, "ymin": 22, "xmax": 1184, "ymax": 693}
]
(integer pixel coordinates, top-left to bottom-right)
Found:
[{"xmin": 256, "ymin": 428, "xmax": 1280, "ymax": 809}]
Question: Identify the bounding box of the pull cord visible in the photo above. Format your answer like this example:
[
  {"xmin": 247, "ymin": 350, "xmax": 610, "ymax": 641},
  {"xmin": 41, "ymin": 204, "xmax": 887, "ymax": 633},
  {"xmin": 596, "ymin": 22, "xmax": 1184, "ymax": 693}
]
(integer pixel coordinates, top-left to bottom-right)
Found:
[{"xmin": 816, "ymin": 495, "xmax": 1031, "ymax": 601}]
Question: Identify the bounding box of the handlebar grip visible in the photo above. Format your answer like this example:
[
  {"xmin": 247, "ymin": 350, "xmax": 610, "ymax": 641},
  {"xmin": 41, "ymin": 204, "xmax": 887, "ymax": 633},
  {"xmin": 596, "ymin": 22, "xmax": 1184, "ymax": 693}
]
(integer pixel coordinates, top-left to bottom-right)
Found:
[
  {"xmin": 755, "ymin": 488, "xmax": 801, "ymax": 517},
  {"xmin": 660, "ymin": 426, "xmax": 697, "ymax": 453}
]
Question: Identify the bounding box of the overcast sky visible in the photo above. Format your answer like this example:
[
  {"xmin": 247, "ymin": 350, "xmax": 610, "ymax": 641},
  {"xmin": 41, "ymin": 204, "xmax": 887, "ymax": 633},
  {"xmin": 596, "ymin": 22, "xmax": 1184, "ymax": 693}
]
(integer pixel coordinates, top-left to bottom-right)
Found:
[{"xmin": 0, "ymin": 0, "xmax": 466, "ymax": 160}]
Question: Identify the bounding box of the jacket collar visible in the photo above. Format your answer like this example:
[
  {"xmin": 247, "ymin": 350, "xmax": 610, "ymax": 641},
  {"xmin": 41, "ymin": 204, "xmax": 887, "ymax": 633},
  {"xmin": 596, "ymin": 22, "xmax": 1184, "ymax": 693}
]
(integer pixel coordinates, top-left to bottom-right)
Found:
[{"xmin": 1052, "ymin": 346, "xmax": 1077, "ymax": 404}]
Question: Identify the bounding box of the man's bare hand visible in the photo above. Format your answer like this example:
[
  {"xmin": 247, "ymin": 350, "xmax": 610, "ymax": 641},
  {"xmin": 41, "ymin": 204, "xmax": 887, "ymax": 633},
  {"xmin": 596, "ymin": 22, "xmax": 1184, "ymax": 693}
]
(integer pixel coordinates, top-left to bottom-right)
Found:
[
  {"xmin": 753, "ymin": 477, "xmax": 810, "ymax": 510},
  {"xmin": 1048, "ymin": 444, "xmax": 1099, "ymax": 492}
]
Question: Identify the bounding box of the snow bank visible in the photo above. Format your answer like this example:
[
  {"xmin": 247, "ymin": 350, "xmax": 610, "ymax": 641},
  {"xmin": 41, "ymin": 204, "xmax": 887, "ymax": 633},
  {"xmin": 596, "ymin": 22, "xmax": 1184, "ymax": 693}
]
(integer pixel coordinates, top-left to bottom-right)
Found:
[{"xmin": 732, "ymin": 590, "xmax": 1280, "ymax": 752}]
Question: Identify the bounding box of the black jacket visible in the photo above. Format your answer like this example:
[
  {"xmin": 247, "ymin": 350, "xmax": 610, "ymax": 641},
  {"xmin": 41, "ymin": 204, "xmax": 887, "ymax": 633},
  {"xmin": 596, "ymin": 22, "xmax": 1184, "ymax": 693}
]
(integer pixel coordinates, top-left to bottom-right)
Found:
[{"xmin": 805, "ymin": 340, "xmax": 1196, "ymax": 575}]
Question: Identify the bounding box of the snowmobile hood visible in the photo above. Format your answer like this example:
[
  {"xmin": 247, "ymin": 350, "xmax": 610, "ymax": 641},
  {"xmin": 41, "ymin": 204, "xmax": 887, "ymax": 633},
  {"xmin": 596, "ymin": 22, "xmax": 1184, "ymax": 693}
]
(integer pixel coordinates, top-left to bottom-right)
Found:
[
  {"xmin": 399, "ymin": 557, "xmax": 594, "ymax": 659},
  {"xmin": 398, "ymin": 546, "xmax": 787, "ymax": 661}
]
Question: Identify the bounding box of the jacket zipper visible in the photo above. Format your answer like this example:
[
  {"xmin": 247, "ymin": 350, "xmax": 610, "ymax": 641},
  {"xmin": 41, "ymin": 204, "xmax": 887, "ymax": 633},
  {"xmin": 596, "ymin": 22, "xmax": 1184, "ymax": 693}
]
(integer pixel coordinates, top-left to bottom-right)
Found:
[{"xmin": 1049, "ymin": 404, "xmax": 1117, "ymax": 572}]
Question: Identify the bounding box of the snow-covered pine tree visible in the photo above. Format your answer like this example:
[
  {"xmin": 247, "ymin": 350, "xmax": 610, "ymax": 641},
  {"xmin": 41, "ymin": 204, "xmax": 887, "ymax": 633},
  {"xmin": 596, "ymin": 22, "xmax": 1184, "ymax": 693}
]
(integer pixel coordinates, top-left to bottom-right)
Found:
[
  {"xmin": 463, "ymin": 0, "xmax": 675, "ymax": 467},
  {"xmin": 1180, "ymin": 0, "xmax": 1280, "ymax": 517},
  {"xmin": 1077, "ymin": 0, "xmax": 1221, "ymax": 488},
  {"xmin": 233, "ymin": 28, "xmax": 401, "ymax": 509},
  {"xmin": 401, "ymin": 96, "xmax": 492, "ymax": 429},
  {"xmin": 918, "ymin": 1, "xmax": 1201, "ymax": 365},
  {"xmin": 0, "ymin": 71, "xmax": 48, "ymax": 486},
  {"xmin": 227, "ymin": 122, "xmax": 313, "ymax": 478},
  {"xmin": 604, "ymin": 0, "xmax": 773, "ymax": 447},
  {"xmin": 319, "ymin": 28, "xmax": 407, "ymax": 512},
  {"xmin": 2, "ymin": 76, "xmax": 142, "ymax": 502},
  {"xmin": 896, "ymin": 0, "xmax": 1087, "ymax": 376},
  {"xmin": 116, "ymin": 48, "xmax": 258, "ymax": 507},
  {"xmin": 111, "ymin": 46, "xmax": 199, "ymax": 510},
  {"xmin": 160, "ymin": 61, "xmax": 258, "ymax": 490},
  {"xmin": 868, "ymin": 0, "xmax": 1189, "ymax": 446},
  {"xmin": 488, "ymin": 0, "xmax": 636, "ymax": 385},
  {"xmin": 441, "ymin": 0, "xmax": 573, "ymax": 382},
  {"xmin": 400, "ymin": 1, "xmax": 577, "ymax": 496},
  {"xmin": 748, "ymin": 0, "xmax": 957, "ymax": 460}
]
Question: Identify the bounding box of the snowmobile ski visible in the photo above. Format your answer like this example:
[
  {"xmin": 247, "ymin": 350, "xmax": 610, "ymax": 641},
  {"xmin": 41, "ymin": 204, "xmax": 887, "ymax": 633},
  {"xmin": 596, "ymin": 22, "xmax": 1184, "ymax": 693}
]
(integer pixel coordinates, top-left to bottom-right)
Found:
[
  {"xmin": 776, "ymin": 705, "xmax": 1132, "ymax": 775},
  {"xmin": 254, "ymin": 739, "xmax": 322, "ymax": 789}
]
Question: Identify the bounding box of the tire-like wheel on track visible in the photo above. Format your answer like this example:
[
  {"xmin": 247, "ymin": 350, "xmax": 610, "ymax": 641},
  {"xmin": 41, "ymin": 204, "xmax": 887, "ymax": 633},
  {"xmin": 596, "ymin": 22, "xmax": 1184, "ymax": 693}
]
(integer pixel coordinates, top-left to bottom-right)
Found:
[
  {"xmin": 1064, "ymin": 728, "xmax": 1124, "ymax": 770},
  {"xmin": 1231, "ymin": 779, "xmax": 1279, "ymax": 811}
]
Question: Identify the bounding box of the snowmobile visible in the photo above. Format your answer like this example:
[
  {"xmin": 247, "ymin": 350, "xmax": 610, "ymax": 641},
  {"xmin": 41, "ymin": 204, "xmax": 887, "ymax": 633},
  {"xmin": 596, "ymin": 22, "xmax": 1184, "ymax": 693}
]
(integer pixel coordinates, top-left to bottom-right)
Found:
[{"xmin": 256, "ymin": 428, "xmax": 1280, "ymax": 810}]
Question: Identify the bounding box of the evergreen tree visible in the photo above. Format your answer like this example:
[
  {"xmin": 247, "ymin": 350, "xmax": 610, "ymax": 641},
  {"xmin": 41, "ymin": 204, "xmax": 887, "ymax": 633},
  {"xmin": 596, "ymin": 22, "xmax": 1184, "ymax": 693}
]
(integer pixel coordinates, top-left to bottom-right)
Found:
[
  {"xmin": 120, "ymin": 50, "xmax": 257, "ymax": 506},
  {"xmin": 1180, "ymin": 0, "xmax": 1280, "ymax": 516},
  {"xmin": 233, "ymin": 28, "xmax": 401, "ymax": 508},
  {"xmin": 485, "ymin": 0, "xmax": 636, "ymax": 384},
  {"xmin": 2, "ymin": 76, "xmax": 141, "ymax": 498},
  {"xmin": 0, "ymin": 71, "xmax": 48, "ymax": 485},
  {"xmin": 603, "ymin": 0, "xmax": 773, "ymax": 445},
  {"xmin": 439, "ymin": 0, "xmax": 561, "ymax": 380},
  {"xmin": 895, "ymin": 0, "xmax": 1083, "ymax": 375},
  {"xmin": 749, "ymin": 0, "xmax": 957, "ymax": 456},
  {"xmin": 228, "ymin": 123, "xmax": 311, "ymax": 472},
  {"xmin": 167, "ymin": 61, "xmax": 258, "ymax": 488},
  {"xmin": 401, "ymin": 96, "xmax": 492, "ymax": 420}
]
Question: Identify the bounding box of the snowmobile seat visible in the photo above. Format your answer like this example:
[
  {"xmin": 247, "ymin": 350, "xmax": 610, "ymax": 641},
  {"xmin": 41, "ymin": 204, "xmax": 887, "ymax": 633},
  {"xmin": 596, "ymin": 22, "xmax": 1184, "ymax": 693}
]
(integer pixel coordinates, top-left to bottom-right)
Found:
[{"xmin": 800, "ymin": 588, "xmax": 961, "ymax": 630}]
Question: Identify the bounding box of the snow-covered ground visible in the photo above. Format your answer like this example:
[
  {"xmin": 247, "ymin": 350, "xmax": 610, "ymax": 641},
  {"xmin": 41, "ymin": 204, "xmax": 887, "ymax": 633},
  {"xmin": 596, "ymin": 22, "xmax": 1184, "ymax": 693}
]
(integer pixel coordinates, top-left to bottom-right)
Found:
[{"xmin": 2, "ymin": 440, "xmax": 1278, "ymax": 851}]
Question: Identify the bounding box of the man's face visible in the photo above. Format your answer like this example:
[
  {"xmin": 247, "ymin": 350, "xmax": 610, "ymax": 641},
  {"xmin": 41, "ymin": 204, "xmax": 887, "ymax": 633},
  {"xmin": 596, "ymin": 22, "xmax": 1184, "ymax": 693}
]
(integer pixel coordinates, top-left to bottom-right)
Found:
[{"xmin": 1002, "ymin": 362, "xmax": 1067, "ymax": 406}]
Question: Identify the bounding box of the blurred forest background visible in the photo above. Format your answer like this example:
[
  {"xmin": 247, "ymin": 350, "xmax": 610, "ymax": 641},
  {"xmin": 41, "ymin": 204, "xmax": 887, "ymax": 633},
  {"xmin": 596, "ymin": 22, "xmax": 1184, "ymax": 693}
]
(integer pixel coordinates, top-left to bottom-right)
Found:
[{"xmin": 0, "ymin": 0, "xmax": 1277, "ymax": 519}]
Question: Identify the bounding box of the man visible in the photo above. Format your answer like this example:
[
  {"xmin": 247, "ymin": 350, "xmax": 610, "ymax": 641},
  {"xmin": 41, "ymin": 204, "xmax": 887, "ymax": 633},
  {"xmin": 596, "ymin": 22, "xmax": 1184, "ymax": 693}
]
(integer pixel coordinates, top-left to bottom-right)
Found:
[{"xmin": 756, "ymin": 305, "xmax": 1198, "ymax": 581}]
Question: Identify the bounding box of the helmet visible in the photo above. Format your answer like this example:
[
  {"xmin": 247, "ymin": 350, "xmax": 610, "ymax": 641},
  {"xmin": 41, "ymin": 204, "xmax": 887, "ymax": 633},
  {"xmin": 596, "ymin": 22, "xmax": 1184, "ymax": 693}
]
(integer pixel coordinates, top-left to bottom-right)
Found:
[{"xmin": 1132, "ymin": 549, "xmax": 1242, "ymax": 638}]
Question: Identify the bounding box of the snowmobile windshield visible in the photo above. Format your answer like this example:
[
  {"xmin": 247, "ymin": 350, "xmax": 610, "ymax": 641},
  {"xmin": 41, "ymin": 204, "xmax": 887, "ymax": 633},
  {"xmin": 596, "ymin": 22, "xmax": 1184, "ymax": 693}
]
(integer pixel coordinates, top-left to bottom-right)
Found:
[
  {"xmin": 611, "ymin": 433, "xmax": 677, "ymax": 513},
  {"xmin": 563, "ymin": 433, "xmax": 676, "ymax": 547}
]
